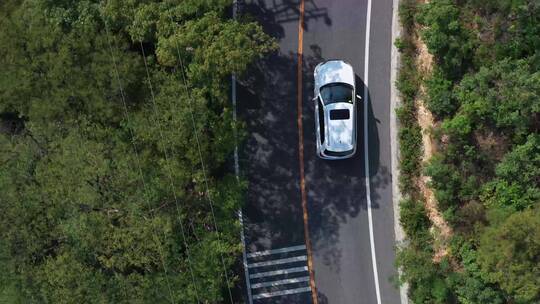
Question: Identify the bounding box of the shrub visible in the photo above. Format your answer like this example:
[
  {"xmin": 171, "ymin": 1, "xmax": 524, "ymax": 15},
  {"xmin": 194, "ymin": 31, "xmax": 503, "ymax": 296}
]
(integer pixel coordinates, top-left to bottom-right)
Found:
[
  {"xmin": 399, "ymin": 198, "xmax": 431, "ymax": 243},
  {"xmin": 425, "ymin": 67, "xmax": 457, "ymax": 118},
  {"xmin": 417, "ymin": 0, "xmax": 474, "ymax": 79},
  {"xmin": 396, "ymin": 246, "xmax": 453, "ymax": 304},
  {"xmin": 398, "ymin": 124, "xmax": 422, "ymax": 193}
]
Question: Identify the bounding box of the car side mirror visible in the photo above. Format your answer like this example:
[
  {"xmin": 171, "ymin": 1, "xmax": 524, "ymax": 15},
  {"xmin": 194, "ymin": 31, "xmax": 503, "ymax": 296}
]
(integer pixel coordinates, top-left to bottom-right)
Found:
[{"xmin": 356, "ymin": 94, "xmax": 362, "ymax": 100}]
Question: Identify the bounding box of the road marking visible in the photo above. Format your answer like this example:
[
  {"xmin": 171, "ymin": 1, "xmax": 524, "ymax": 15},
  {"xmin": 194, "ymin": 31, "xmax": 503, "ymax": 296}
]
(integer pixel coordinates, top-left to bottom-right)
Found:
[
  {"xmin": 251, "ymin": 276, "xmax": 311, "ymax": 289},
  {"xmin": 232, "ymin": 1, "xmax": 253, "ymax": 304},
  {"xmin": 249, "ymin": 266, "xmax": 309, "ymax": 279},
  {"xmin": 249, "ymin": 255, "xmax": 307, "ymax": 268},
  {"xmin": 238, "ymin": 210, "xmax": 253, "ymax": 303},
  {"xmin": 247, "ymin": 245, "xmax": 306, "ymax": 258},
  {"xmin": 363, "ymin": 0, "xmax": 382, "ymax": 303},
  {"xmin": 253, "ymin": 287, "xmax": 312, "ymax": 300},
  {"xmin": 296, "ymin": 0, "xmax": 319, "ymax": 303}
]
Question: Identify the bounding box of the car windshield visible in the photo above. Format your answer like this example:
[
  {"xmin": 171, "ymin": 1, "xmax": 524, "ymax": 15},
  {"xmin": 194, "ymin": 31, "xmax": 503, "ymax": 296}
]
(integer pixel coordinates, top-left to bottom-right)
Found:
[{"xmin": 320, "ymin": 83, "xmax": 353, "ymax": 105}]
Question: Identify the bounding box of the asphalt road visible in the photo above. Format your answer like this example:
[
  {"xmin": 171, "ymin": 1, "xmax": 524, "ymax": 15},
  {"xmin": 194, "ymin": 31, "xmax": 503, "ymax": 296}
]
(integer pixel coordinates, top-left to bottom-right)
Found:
[{"xmin": 238, "ymin": 1, "xmax": 400, "ymax": 303}]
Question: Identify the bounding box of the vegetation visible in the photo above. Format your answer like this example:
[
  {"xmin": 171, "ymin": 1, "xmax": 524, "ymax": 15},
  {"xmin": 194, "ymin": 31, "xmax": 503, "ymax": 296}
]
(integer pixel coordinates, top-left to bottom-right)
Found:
[
  {"xmin": 0, "ymin": 0, "xmax": 275, "ymax": 303},
  {"xmin": 396, "ymin": 0, "xmax": 540, "ymax": 303}
]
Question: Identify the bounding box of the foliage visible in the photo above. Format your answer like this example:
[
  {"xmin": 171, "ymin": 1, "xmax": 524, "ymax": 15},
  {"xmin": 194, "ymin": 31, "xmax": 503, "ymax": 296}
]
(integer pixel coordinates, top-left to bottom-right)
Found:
[
  {"xmin": 477, "ymin": 208, "xmax": 540, "ymax": 303},
  {"xmin": 395, "ymin": 10, "xmax": 422, "ymax": 196},
  {"xmin": 447, "ymin": 238, "xmax": 505, "ymax": 304},
  {"xmin": 425, "ymin": 67, "xmax": 457, "ymax": 118},
  {"xmin": 455, "ymin": 59, "xmax": 540, "ymax": 142},
  {"xmin": 0, "ymin": 0, "xmax": 273, "ymax": 302},
  {"xmin": 481, "ymin": 134, "xmax": 540, "ymax": 210},
  {"xmin": 396, "ymin": 246, "xmax": 453, "ymax": 304},
  {"xmin": 399, "ymin": 198, "xmax": 432, "ymax": 247},
  {"xmin": 417, "ymin": 0, "xmax": 474, "ymax": 79},
  {"xmin": 397, "ymin": 0, "xmax": 540, "ymax": 302}
]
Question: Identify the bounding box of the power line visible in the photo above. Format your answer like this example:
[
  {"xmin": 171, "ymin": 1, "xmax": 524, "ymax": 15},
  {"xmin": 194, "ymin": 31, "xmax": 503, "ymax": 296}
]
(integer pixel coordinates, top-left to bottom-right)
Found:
[
  {"xmin": 138, "ymin": 40, "xmax": 201, "ymax": 304},
  {"xmin": 166, "ymin": 10, "xmax": 235, "ymax": 304},
  {"xmin": 102, "ymin": 9, "xmax": 175, "ymax": 304}
]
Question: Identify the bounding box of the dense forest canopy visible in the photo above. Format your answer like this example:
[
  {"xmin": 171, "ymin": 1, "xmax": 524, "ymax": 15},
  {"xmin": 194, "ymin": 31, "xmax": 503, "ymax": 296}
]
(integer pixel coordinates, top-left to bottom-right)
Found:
[
  {"xmin": 0, "ymin": 0, "xmax": 275, "ymax": 303},
  {"xmin": 396, "ymin": 0, "xmax": 540, "ymax": 303}
]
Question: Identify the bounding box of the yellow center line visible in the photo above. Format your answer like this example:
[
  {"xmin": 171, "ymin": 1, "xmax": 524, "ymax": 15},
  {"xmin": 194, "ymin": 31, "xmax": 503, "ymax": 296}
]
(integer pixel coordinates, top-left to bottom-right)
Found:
[{"xmin": 296, "ymin": 1, "xmax": 319, "ymax": 303}]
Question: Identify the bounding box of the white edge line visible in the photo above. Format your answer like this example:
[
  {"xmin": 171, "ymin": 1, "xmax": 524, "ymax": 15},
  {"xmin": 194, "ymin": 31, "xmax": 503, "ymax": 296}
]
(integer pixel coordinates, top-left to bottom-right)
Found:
[
  {"xmin": 232, "ymin": 73, "xmax": 239, "ymax": 177},
  {"xmin": 251, "ymin": 276, "xmax": 310, "ymax": 289},
  {"xmin": 239, "ymin": 210, "xmax": 253, "ymax": 303},
  {"xmin": 252, "ymin": 287, "xmax": 312, "ymax": 300},
  {"xmin": 232, "ymin": 2, "xmax": 253, "ymax": 304},
  {"xmin": 363, "ymin": 0, "xmax": 382, "ymax": 303},
  {"xmin": 247, "ymin": 244, "xmax": 306, "ymax": 258},
  {"xmin": 248, "ymin": 255, "xmax": 307, "ymax": 268},
  {"xmin": 390, "ymin": 0, "xmax": 409, "ymax": 302}
]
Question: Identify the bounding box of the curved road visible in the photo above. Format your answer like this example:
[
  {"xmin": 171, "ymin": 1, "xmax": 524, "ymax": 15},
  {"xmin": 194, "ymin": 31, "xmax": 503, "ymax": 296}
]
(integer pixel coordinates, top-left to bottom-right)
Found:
[{"xmin": 238, "ymin": 1, "xmax": 399, "ymax": 303}]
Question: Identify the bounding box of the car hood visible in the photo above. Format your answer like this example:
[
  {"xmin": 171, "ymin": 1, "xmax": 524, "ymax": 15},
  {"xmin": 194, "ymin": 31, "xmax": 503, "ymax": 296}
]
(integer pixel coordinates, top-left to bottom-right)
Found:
[
  {"xmin": 325, "ymin": 102, "xmax": 355, "ymax": 152},
  {"xmin": 315, "ymin": 60, "xmax": 355, "ymax": 90}
]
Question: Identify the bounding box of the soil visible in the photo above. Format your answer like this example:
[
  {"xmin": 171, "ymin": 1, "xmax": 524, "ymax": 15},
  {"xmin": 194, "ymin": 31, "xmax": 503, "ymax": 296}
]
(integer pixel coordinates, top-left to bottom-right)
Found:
[{"xmin": 413, "ymin": 14, "xmax": 454, "ymax": 264}]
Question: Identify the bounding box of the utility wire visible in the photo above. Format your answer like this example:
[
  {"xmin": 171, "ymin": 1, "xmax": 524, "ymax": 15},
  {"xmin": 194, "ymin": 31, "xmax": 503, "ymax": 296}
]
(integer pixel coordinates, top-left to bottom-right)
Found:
[
  {"xmin": 101, "ymin": 8, "xmax": 175, "ymax": 304},
  {"xmin": 166, "ymin": 10, "xmax": 235, "ymax": 304},
  {"xmin": 138, "ymin": 40, "xmax": 201, "ymax": 304}
]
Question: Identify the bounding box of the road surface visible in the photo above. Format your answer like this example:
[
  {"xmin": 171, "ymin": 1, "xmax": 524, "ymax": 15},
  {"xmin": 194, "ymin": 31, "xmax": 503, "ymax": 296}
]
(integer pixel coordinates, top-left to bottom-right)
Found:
[{"xmin": 238, "ymin": 1, "xmax": 400, "ymax": 303}]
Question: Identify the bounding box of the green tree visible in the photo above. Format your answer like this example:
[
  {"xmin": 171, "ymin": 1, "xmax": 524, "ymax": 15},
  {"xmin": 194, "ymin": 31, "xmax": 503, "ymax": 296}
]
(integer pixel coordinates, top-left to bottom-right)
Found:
[
  {"xmin": 456, "ymin": 58, "xmax": 540, "ymax": 142},
  {"xmin": 0, "ymin": 0, "xmax": 274, "ymax": 302},
  {"xmin": 425, "ymin": 67, "xmax": 457, "ymax": 118},
  {"xmin": 477, "ymin": 208, "xmax": 540, "ymax": 303},
  {"xmin": 417, "ymin": 0, "xmax": 474, "ymax": 79},
  {"xmin": 481, "ymin": 134, "xmax": 540, "ymax": 210}
]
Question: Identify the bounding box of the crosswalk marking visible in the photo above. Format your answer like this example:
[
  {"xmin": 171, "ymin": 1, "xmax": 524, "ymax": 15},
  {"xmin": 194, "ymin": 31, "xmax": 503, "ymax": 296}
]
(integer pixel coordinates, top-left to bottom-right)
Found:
[
  {"xmin": 247, "ymin": 244, "xmax": 306, "ymax": 258},
  {"xmin": 249, "ymin": 266, "xmax": 308, "ymax": 279},
  {"xmin": 248, "ymin": 255, "xmax": 307, "ymax": 268},
  {"xmin": 252, "ymin": 287, "xmax": 312, "ymax": 300},
  {"xmin": 246, "ymin": 244, "xmax": 311, "ymax": 301},
  {"xmin": 251, "ymin": 276, "xmax": 310, "ymax": 289}
]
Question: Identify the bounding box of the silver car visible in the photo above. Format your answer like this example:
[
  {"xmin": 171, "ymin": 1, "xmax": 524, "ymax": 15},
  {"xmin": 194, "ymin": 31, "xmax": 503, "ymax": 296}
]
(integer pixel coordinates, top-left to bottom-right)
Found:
[{"xmin": 313, "ymin": 60, "xmax": 360, "ymax": 160}]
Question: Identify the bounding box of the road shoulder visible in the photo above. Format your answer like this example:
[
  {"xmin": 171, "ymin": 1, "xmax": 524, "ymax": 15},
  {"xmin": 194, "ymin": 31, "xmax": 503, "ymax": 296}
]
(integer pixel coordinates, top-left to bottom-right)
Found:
[{"xmin": 390, "ymin": 0, "xmax": 409, "ymax": 303}]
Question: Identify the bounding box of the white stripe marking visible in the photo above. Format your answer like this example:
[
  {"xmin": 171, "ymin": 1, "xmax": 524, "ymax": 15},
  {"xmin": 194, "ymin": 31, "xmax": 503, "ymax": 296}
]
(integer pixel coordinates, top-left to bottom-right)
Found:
[
  {"xmin": 238, "ymin": 210, "xmax": 253, "ymax": 304},
  {"xmin": 252, "ymin": 287, "xmax": 312, "ymax": 300},
  {"xmin": 251, "ymin": 276, "xmax": 310, "ymax": 289},
  {"xmin": 232, "ymin": 2, "xmax": 253, "ymax": 304},
  {"xmin": 363, "ymin": 0, "xmax": 382, "ymax": 303},
  {"xmin": 249, "ymin": 266, "xmax": 308, "ymax": 279},
  {"xmin": 247, "ymin": 245, "xmax": 306, "ymax": 258},
  {"xmin": 248, "ymin": 255, "xmax": 307, "ymax": 268}
]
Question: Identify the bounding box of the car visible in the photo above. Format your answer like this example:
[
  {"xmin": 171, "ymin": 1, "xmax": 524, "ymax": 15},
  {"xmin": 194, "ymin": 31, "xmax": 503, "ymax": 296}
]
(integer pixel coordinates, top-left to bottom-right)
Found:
[{"xmin": 313, "ymin": 59, "xmax": 360, "ymax": 160}]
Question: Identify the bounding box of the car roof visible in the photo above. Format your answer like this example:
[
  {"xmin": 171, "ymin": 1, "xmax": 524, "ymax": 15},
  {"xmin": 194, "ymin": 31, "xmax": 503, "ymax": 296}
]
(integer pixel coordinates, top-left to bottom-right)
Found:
[
  {"xmin": 314, "ymin": 60, "xmax": 355, "ymax": 90},
  {"xmin": 324, "ymin": 102, "xmax": 354, "ymax": 152}
]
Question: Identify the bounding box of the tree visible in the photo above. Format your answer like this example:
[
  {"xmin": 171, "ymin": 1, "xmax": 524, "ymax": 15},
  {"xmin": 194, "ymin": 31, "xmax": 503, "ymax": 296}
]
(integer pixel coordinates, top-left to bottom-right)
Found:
[
  {"xmin": 477, "ymin": 208, "xmax": 540, "ymax": 303},
  {"xmin": 425, "ymin": 67, "xmax": 457, "ymax": 118},
  {"xmin": 455, "ymin": 58, "xmax": 540, "ymax": 142},
  {"xmin": 0, "ymin": 0, "xmax": 274, "ymax": 302},
  {"xmin": 481, "ymin": 134, "xmax": 540, "ymax": 210},
  {"xmin": 417, "ymin": 0, "xmax": 474, "ymax": 79}
]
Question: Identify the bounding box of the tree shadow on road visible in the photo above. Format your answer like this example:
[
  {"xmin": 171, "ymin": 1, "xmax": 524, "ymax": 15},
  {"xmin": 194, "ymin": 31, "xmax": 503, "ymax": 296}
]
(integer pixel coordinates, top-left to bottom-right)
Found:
[{"xmin": 236, "ymin": 1, "xmax": 393, "ymax": 302}]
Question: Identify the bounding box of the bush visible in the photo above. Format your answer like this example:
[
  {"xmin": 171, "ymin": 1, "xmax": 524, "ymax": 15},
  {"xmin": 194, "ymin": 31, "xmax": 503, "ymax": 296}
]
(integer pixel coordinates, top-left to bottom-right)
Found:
[
  {"xmin": 399, "ymin": 198, "xmax": 431, "ymax": 244},
  {"xmin": 424, "ymin": 155, "xmax": 462, "ymax": 212},
  {"xmin": 396, "ymin": 246, "xmax": 453, "ymax": 304},
  {"xmin": 398, "ymin": 124, "xmax": 422, "ymax": 193},
  {"xmin": 417, "ymin": 0, "xmax": 474, "ymax": 79},
  {"xmin": 396, "ymin": 56, "xmax": 420, "ymax": 101},
  {"xmin": 399, "ymin": 0, "xmax": 418, "ymax": 32},
  {"xmin": 425, "ymin": 67, "xmax": 457, "ymax": 118},
  {"xmin": 481, "ymin": 134, "xmax": 540, "ymax": 210}
]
